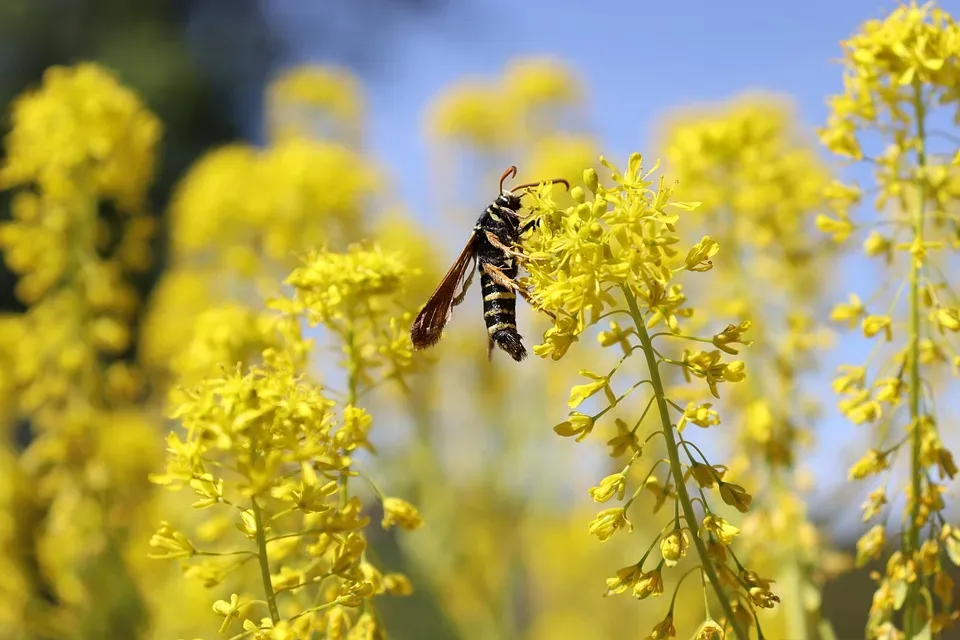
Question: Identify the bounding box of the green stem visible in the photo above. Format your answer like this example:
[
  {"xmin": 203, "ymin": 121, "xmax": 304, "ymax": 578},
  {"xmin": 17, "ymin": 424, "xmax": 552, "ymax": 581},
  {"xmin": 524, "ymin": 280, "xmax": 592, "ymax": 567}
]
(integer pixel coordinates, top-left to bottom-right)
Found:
[
  {"xmin": 340, "ymin": 323, "xmax": 360, "ymax": 507},
  {"xmin": 622, "ymin": 285, "xmax": 748, "ymax": 640},
  {"xmin": 251, "ymin": 498, "xmax": 280, "ymax": 624},
  {"xmin": 905, "ymin": 80, "xmax": 927, "ymax": 639}
]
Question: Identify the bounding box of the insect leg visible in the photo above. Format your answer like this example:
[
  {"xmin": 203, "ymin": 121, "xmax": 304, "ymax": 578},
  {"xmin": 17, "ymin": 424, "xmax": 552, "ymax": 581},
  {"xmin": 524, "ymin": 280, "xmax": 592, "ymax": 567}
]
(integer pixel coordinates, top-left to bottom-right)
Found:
[
  {"xmin": 519, "ymin": 216, "xmax": 542, "ymax": 234},
  {"xmin": 452, "ymin": 256, "xmax": 477, "ymax": 307},
  {"xmin": 481, "ymin": 262, "xmax": 558, "ymax": 321},
  {"xmin": 479, "ymin": 262, "xmax": 535, "ymax": 304},
  {"xmin": 483, "ymin": 230, "xmax": 527, "ymax": 260}
]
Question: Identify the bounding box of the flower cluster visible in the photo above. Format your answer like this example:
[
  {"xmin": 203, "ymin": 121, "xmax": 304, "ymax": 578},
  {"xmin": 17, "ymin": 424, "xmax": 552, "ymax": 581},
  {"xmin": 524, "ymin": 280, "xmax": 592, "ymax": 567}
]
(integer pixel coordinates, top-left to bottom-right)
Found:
[
  {"xmin": 0, "ymin": 63, "xmax": 161, "ymax": 636},
  {"xmin": 522, "ymin": 154, "xmax": 771, "ymax": 639},
  {"xmin": 151, "ymin": 245, "xmax": 422, "ymax": 638},
  {"xmin": 818, "ymin": 3, "xmax": 960, "ymax": 638},
  {"xmin": 141, "ymin": 63, "xmax": 380, "ymax": 383},
  {"xmin": 266, "ymin": 64, "xmax": 364, "ymax": 144},
  {"xmin": 169, "ymin": 140, "xmax": 376, "ymax": 276},
  {"xmin": 661, "ymin": 95, "xmax": 840, "ymax": 638},
  {"xmin": 425, "ymin": 56, "xmax": 595, "ymax": 207}
]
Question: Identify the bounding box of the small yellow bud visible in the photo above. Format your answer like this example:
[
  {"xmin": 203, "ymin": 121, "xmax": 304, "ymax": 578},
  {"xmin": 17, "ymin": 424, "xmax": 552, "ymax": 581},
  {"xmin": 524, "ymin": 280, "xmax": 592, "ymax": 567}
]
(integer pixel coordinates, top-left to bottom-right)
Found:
[
  {"xmin": 583, "ymin": 167, "xmax": 599, "ymax": 192},
  {"xmin": 701, "ymin": 515, "xmax": 739, "ymax": 545},
  {"xmin": 588, "ymin": 507, "xmax": 632, "ymax": 541},
  {"xmin": 718, "ymin": 482, "xmax": 752, "ymax": 513},
  {"xmin": 660, "ymin": 528, "xmax": 690, "ymax": 567}
]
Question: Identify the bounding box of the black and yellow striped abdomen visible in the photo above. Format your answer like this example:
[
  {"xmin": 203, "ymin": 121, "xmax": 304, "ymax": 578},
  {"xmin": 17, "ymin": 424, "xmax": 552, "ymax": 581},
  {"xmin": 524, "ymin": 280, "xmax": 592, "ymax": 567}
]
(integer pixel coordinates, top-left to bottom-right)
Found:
[{"xmin": 479, "ymin": 259, "xmax": 526, "ymax": 361}]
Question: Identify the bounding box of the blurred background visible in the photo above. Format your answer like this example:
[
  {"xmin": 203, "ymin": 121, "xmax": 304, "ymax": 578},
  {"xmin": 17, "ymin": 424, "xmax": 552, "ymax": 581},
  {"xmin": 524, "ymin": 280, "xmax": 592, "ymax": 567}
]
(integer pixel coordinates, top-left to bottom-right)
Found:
[{"xmin": 1, "ymin": 0, "xmax": 958, "ymax": 639}]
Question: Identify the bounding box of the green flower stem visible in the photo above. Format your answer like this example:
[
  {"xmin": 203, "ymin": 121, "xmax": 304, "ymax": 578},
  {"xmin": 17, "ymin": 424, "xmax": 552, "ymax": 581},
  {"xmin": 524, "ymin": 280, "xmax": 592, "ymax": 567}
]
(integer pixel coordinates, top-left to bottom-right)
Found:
[
  {"xmin": 340, "ymin": 323, "xmax": 360, "ymax": 507},
  {"xmin": 251, "ymin": 497, "xmax": 281, "ymax": 624},
  {"xmin": 622, "ymin": 284, "xmax": 748, "ymax": 640},
  {"xmin": 905, "ymin": 80, "xmax": 928, "ymax": 639}
]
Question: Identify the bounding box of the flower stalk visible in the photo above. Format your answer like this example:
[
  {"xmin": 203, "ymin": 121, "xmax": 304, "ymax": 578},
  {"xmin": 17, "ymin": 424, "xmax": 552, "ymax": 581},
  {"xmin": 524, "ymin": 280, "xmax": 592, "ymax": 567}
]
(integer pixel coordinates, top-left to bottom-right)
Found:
[
  {"xmin": 625, "ymin": 285, "xmax": 747, "ymax": 640},
  {"xmin": 905, "ymin": 78, "xmax": 927, "ymax": 639},
  {"xmin": 251, "ymin": 497, "xmax": 281, "ymax": 624}
]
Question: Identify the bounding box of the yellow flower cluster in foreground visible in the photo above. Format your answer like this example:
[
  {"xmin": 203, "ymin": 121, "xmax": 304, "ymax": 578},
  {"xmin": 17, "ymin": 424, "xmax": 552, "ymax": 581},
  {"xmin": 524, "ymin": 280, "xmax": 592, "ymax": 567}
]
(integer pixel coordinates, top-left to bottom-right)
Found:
[
  {"xmin": 521, "ymin": 156, "xmax": 771, "ymax": 639},
  {"xmin": 151, "ymin": 245, "xmax": 423, "ymax": 638}
]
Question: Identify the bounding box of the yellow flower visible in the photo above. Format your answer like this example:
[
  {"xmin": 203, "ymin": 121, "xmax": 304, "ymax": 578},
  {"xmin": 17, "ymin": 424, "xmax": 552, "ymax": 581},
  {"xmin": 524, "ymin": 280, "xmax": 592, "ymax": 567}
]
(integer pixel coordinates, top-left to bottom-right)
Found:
[
  {"xmin": 633, "ymin": 567, "xmax": 665, "ymax": 600},
  {"xmin": 266, "ymin": 64, "xmax": 363, "ymax": 142},
  {"xmin": 862, "ymin": 315, "xmax": 893, "ymax": 341},
  {"xmin": 711, "ymin": 321, "xmax": 753, "ymax": 355},
  {"xmin": 833, "ymin": 364, "xmax": 866, "ymax": 393},
  {"xmin": 426, "ymin": 79, "xmax": 507, "ymax": 148},
  {"xmin": 553, "ymin": 412, "xmax": 595, "ymax": 441},
  {"xmin": 383, "ymin": 573, "xmax": 414, "ymax": 596},
  {"xmin": 680, "ymin": 349, "xmax": 747, "ymax": 398},
  {"xmin": 816, "ymin": 213, "xmax": 855, "ymax": 242},
  {"xmin": 645, "ymin": 615, "xmax": 676, "ymax": 640},
  {"xmin": 684, "ymin": 236, "xmax": 720, "ymax": 272},
  {"xmin": 212, "ymin": 594, "xmax": 243, "ymax": 633},
  {"xmin": 588, "ymin": 507, "xmax": 633, "ymax": 541},
  {"xmin": 660, "ymin": 528, "xmax": 690, "ymax": 567},
  {"xmin": 589, "ymin": 473, "xmax": 627, "ymax": 503},
  {"xmin": 148, "ymin": 521, "xmax": 196, "ymax": 559},
  {"xmin": 567, "ymin": 370, "xmax": 612, "ymax": 408},
  {"xmin": 502, "ymin": 56, "xmax": 580, "ymax": 115},
  {"xmin": 749, "ymin": 585, "xmax": 781, "ymax": 609},
  {"xmin": 856, "ymin": 524, "xmax": 886, "ymax": 567},
  {"xmin": 861, "ymin": 487, "xmax": 887, "ymax": 522},
  {"xmin": 830, "ymin": 294, "xmax": 865, "ymax": 328},
  {"xmin": 597, "ymin": 320, "xmax": 635, "ymax": 349},
  {"xmin": 874, "ymin": 377, "xmax": 905, "ymax": 404},
  {"xmin": 381, "ymin": 497, "xmax": 424, "ymax": 531},
  {"xmin": 677, "ymin": 402, "xmax": 720, "ymax": 431},
  {"xmin": 848, "ymin": 448, "xmax": 889, "ymax": 480},
  {"xmin": 932, "ymin": 307, "xmax": 960, "ymax": 333},
  {"xmin": 604, "ymin": 563, "xmax": 643, "ymax": 595},
  {"xmin": 701, "ymin": 515, "xmax": 740, "ymax": 545},
  {"xmin": 606, "ymin": 418, "xmax": 641, "ymax": 457},
  {"xmin": 694, "ymin": 620, "xmax": 725, "ymax": 640},
  {"xmin": 864, "ymin": 231, "xmax": 893, "ymax": 262},
  {"xmin": 0, "ymin": 63, "xmax": 161, "ymax": 210},
  {"xmin": 337, "ymin": 579, "xmax": 376, "ymax": 607},
  {"xmin": 689, "ymin": 463, "xmax": 723, "ymax": 488},
  {"xmin": 838, "ymin": 390, "xmax": 882, "ymax": 424},
  {"xmin": 718, "ymin": 482, "xmax": 753, "ymax": 513}
]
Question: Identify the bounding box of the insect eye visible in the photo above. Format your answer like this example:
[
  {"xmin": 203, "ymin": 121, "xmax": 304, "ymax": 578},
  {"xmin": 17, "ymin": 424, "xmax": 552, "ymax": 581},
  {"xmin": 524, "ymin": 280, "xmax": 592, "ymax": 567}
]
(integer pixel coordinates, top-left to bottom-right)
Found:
[{"xmin": 496, "ymin": 194, "xmax": 511, "ymax": 206}]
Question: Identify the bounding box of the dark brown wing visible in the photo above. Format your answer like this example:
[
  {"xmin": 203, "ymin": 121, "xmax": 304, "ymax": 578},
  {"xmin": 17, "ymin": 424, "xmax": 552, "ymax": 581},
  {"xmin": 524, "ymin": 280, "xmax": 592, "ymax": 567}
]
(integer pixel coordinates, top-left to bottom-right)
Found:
[{"xmin": 411, "ymin": 232, "xmax": 478, "ymax": 350}]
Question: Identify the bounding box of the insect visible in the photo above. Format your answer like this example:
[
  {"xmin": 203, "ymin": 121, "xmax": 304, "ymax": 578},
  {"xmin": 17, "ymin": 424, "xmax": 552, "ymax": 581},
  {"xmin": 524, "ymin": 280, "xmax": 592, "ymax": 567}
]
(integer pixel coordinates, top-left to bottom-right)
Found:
[{"xmin": 410, "ymin": 166, "xmax": 569, "ymax": 361}]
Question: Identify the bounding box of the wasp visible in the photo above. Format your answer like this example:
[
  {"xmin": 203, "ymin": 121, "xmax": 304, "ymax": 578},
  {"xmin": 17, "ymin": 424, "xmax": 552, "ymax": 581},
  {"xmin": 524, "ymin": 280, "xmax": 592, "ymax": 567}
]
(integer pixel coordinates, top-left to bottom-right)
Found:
[{"xmin": 410, "ymin": 166, "xmax": 569, "ymax": 361}]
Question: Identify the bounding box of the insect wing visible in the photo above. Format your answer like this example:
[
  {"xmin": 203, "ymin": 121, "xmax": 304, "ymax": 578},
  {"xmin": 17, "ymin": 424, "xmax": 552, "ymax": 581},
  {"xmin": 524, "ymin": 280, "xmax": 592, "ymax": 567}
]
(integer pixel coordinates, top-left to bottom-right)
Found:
[{"xmin": 410, "ymin": 232, "xmax": 478, "ymax": 349}]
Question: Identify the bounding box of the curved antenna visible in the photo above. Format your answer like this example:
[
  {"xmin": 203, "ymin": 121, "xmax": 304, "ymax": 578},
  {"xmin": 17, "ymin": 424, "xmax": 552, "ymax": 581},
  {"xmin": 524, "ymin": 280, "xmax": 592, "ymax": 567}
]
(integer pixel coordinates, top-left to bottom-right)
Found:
[
  {"xmin": 499, "ymin": 165, "xmax": 518, "ymax": 192},
  {"xmin": 511, "ymin": 177, "xmax": 571, "ymax": 193}
]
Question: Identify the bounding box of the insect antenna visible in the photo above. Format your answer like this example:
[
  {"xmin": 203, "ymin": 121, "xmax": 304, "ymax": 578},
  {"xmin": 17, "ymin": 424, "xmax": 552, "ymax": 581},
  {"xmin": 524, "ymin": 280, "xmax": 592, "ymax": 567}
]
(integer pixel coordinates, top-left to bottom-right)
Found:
[
  {"xmin": 510, "ymin": 177, "xmax": 571, "ymax": 193},
  {"xmin": 499, "ymin": 165, "xmax": 518, "ymax": 192},
  {"xmin": 498, "ymin": 164, "xmax": 570, "ymax": 194}
]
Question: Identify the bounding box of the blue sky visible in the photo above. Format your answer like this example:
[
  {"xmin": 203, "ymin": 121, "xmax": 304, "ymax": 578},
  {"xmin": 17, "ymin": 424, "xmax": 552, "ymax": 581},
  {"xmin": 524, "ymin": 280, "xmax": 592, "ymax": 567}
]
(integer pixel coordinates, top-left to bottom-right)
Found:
[{"xmin": 269, "ymin": 0, "xmax": 960, "ymax": 533}]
